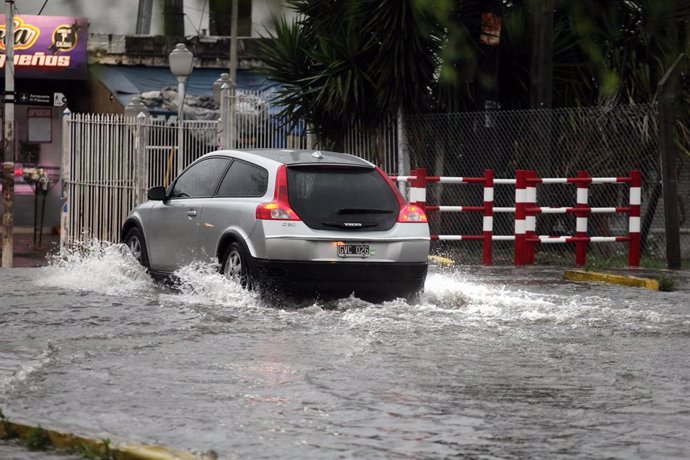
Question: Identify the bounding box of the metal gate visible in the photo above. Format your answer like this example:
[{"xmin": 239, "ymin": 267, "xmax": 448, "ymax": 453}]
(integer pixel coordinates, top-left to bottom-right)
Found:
[{"xmin": 60, "ymin": 112, "xmax": 219, "ymax": 248}]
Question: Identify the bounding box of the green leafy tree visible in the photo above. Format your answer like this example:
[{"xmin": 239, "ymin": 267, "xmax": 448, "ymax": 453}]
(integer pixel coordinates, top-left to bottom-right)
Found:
[
  {"xmin": 258, "ymin": 0, "xmax": 440, "ymax": 149},
  {"xmin": 258, "ymin": 0, "xmax": 688, "ymax": 147}
]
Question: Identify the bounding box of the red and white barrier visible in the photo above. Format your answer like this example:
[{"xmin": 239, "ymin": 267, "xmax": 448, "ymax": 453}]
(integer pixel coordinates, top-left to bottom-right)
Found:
[{"xmin": 391, "ymin": 168, "xmax": 642, "ymax": 267}]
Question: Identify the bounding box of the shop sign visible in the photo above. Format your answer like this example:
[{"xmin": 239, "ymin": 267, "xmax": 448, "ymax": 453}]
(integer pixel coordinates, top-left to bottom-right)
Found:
[{"xmin": 0, "ymin": 15, "xmax": 88, "ymax": 80}]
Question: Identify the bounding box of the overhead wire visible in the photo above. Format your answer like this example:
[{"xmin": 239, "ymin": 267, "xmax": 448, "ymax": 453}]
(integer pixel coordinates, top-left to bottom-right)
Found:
[{"xmin": 37, "ymin": 0, "xmax": 50, "ymax": 15}]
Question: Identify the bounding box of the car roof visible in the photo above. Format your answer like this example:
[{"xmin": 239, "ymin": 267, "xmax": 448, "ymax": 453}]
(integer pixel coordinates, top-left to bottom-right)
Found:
[{"xmin": 211, "ymin": 148, "xmax": 375, "ymax": 168}]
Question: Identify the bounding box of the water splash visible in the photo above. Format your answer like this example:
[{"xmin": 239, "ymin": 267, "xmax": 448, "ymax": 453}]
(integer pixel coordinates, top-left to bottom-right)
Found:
[
  {"xmin": 36, "ymin": 239, "xmax": 156, "ymax": 297},
  {"xmin": 160, "ymin": 260, "xmax": 262, "ymax": 310},
  {"xmin": 30, "ymin": 242, "xmax": 674, "ymax": 334}
]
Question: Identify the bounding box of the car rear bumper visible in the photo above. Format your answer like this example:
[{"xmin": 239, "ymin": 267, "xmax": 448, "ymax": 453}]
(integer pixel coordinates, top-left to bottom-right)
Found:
[{"xmin": 251, "ymin": 259, "xmax": 428, "ymax": 301}]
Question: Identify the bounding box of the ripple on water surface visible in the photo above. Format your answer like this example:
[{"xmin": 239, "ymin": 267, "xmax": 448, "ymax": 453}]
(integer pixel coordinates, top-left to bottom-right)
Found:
[{"xmin": 2, "ymin": 241, "xmax": 689, "ymax": 459}]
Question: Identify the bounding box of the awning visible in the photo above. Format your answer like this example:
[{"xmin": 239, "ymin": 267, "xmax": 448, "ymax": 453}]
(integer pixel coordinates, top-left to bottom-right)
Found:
[{"xmin": 94, "ymin": 65, "xmax": 280, "ymax": 109}]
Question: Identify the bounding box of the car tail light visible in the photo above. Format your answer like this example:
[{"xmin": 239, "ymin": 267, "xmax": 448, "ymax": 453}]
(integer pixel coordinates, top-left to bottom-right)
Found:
[
  {"xmin": 256, "ymin": 164, "xmax": 301, "ymax": 221},
  {"xmin": 398, "ymin": 204, "xmax": 428, "ymax": 223},
  {"xmin": 375, "ymin": 166, "xmax": 428, "ymax": 224}
]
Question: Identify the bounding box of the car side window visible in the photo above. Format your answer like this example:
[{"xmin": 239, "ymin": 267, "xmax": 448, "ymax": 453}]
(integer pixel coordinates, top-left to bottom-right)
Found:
[
  {"xmin": 170, "ymin": 157, "xmax": 230, "ymax": 198},
  {"xmin": 216, "ymin": 160, "xmax": 268, "ymax": 197}
]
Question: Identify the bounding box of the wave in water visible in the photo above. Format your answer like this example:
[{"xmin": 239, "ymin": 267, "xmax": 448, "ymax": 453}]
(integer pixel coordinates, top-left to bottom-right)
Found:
[{"xmin": 36, "ymin": 239, "xmax": 156, "ymax": 297}]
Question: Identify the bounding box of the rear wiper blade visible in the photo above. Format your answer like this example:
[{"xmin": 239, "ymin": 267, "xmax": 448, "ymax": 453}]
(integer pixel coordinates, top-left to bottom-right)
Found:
[{"xmin": 337, "ymin": 208, "xmax": 393, "ymax": 214}]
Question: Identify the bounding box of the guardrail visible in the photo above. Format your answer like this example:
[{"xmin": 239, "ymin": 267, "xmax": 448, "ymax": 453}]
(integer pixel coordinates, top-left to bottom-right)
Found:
[{"xmin": 391, "ymin": 168, "xmax": 641, "ymax": 267}]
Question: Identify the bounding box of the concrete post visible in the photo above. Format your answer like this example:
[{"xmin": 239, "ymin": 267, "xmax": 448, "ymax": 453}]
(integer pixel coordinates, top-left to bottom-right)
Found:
[{"xmin": 2, "ymin": 0, "xmax": 16, "ymax": 267}]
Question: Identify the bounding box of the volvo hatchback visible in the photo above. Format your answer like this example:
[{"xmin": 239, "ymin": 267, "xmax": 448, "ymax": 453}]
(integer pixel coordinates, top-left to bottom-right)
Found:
[{"xmin": 121, "ymin": 149, "xmax": 430, "ymax": 301}]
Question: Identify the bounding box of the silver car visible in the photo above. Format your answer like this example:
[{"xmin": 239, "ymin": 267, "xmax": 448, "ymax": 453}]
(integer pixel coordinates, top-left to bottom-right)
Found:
[{"xmin": 121, "ymin": 149, "xmax": 430, "ymax": 301}]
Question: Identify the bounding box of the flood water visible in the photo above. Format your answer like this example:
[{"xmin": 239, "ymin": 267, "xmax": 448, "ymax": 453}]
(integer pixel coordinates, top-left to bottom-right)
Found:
[{"xmin": 1, "ymin": 241, "xmax": 690, "ymax": 459}]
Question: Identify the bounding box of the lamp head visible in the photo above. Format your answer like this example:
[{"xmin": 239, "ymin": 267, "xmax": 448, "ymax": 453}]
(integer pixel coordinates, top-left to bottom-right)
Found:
[{"xmin": 169, "ymin": 43, "xmax": 194, "ymax": 80}]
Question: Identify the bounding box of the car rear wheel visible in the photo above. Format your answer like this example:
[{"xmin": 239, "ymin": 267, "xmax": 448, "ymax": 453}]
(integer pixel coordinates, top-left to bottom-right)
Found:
[
  {"xmin": 124, "ymin": 227, "xmax": 149, "ymax": 268},
  {"xmin": 222, "ymin": 242, "xmax": 251, "ymax": 289}
]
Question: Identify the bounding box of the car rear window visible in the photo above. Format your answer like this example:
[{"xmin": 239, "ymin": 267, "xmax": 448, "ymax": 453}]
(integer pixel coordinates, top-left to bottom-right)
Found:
[{"xmin": 287, "ymin": 166, "xmax": 399, "ymax": 231}]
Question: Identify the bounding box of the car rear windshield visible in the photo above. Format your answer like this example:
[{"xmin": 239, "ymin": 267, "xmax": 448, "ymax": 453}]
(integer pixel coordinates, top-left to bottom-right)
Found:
[{"xmin": 287, "ymin": 166, "xmax": 399, "ymax": 231}]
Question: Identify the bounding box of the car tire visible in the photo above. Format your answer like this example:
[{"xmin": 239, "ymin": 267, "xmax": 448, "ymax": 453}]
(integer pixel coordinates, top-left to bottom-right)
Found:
[
  {"xmin": 221, "ymin": 242, "xmax": 251, "ymax": 289},
  {"xmin": 124, "ymin": 227, "xmax": 150, "ymax": 268}
]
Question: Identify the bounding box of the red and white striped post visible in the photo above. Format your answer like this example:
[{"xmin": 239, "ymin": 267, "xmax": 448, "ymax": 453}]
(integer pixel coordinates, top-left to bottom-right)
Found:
[
  {"xmin": 514, "ymin": 170, "xmax": 528, "ymax": 267},
  {"xmin": 482, "ymin": 169, "xmax": 494, "ymax": 265},
  {"xmin": 575, "ymin": 170, "xmax": 590, "ymax": 267},
  {"xmin": 410, "ymin": 167, "xmax": 427, "ymax": 209},
  {"xmin": 525, "ymin": 170, "xmax": 538, "ymax": 264},
  {"xmin": 628, "ymin": 170, "xmax": 641, "ymax": 267}
]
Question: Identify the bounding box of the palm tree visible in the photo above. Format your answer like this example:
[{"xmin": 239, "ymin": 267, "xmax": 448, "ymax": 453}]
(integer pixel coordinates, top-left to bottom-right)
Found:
[{"xmin": 257, "ymin": 0, "xmax": 440, "ymax": 149}]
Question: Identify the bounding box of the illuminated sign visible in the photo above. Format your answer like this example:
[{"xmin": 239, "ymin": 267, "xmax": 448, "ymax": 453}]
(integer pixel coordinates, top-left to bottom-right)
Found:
[{"xmin": 0, "ymin": 15, "xmax": 88, "ymax": 80}]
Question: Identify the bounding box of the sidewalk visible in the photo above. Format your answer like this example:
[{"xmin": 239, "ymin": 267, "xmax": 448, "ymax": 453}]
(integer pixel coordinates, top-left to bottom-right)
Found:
[{"xmin": 0, "ymin": 227, "xmax": 59, "ymax": 267}]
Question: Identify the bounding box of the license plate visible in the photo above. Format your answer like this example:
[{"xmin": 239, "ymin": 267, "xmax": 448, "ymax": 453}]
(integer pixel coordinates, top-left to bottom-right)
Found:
[{"xmin": 337, "ymin": 243, "xmax": 370, "ymax": 258}]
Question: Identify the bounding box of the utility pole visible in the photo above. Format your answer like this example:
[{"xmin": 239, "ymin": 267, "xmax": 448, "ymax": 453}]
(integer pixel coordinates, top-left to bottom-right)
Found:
[
  {"xmin": 228, "ymin": 0, "xmax": 238, "ymax": 148},
  {"xmin": 529, "ymin": 0, "xmax": 555, "ymax": 236},
  {"xmin": 530, "ymin": 0, "xmax": 554, "ymax": 109},
  {"xmin": 2, "ymin": 0, "xmax": 15, "ymax": 268},
  {"xmin": 657, "ymin": 54, "xmax": 686, "ymax": 270}
]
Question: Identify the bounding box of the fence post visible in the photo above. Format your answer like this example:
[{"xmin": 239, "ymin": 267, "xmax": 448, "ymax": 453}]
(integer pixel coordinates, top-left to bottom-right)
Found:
[
  {"xmin": 220, "ymin": 82, "xmax": 230, "ymax": 149},
  {"xmin": 526, "ymin": 170, "xmax": 538, "ymax": 264},
  {"xmin": 629, "ymin": 170, "xmax": 642, "ymax": 267},
  {"xmin": 575, "ymin": 170, "xmax": 590, "ymax": 267},
  {"xmin": 482, "ymin": 169, "xmax": 494, "ymax": 265},
  {"xmin": 59, "ymin": 109, "xmax": 72, "ymax": 255},
  {"xmin": 514, "ymin": 170, "xmax": 527, "ymax": 267},
  {"xmin": 409, "ymin": 167, "xmax": 427, "ymax": 209},
  {"xmin": 134, "ymin": 112, "xmax": 148, "ymax": 205}
]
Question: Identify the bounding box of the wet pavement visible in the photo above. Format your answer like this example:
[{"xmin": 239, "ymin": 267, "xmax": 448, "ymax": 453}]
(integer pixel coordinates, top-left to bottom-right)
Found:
[
  {"xmin": 0, "ymin": 228, "xmax": 60, "ymax": 268},
  {"xmin": 1, "ymin": 241, "xmax": 690, "ymax": 459}
]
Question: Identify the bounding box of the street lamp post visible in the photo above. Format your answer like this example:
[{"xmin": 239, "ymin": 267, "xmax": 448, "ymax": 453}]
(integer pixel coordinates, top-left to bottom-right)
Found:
[
  {"xmin": 168, "ymin": 43, "xmax": 193, "ymax": 176},
  {"xmin": 227, "ymin": 0, "xmax": 238, "ymax": 149}
]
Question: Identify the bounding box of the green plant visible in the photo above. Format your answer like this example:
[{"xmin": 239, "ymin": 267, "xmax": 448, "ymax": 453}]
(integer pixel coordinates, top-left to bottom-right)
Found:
[
  {"xmin": 24, "ymin": 426, "xmax": 51, "ymax": 451},
  {"xmin": 76, "ymin": 438, "xmax": 114, "ymax": 460},
  {"xmin": 658, "ymin": 274, "xmax": 676, "ymax": 292},
  {"xmin": 0, "ymin": 409, "xmax": 19, "ymax": 440},
  {"xmin": 0, "ymin": 408, "xmax": 17, "ymax": 440}
]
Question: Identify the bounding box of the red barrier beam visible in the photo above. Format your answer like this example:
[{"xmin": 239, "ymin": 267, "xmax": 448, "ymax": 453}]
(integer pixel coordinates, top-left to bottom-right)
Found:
[
  {"xmin": 628, "ymin": 170, "xmax": 641, "ymax": 267},
  {"xmin": 409, "ymin": 168, "xmax": 427, "ymax": 210},
  {"xmin": 483, "ymin": 169, "xmax": 494, "ymax": 265},
  {"xmin": 514, "ymin": 170, "xmax": 528, "ymax": 267},
  {"xmin": 575, "ymin": 170, "xmax": 590, "ymax": 267},
  {"xmin": 525, "ymin": 170, "xmax": 538, "ymax": 265}
]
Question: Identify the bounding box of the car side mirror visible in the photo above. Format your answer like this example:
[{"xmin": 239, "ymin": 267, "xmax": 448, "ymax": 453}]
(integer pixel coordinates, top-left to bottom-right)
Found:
[{"xmin": 147, "ymin": 186, "xmax": 167, "ymax": 201}]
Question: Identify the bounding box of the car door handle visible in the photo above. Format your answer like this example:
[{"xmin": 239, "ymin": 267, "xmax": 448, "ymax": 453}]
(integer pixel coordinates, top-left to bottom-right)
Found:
[{"xmin": 186, "ymin": 210, "xmax": 198, "ymax": 217}]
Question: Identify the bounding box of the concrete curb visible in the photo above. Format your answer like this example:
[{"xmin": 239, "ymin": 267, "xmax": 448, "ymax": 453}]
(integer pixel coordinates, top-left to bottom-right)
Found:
[
  {"xmin": 564, "ymin": 269, "xmax": 660, "ymax": 291},
  {"xmin": 0, "ymin": 418, "xmax": 214, "ymax": 460}
]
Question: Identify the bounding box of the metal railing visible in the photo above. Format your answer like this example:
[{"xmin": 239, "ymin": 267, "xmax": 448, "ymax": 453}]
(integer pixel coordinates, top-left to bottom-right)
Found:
[{"xmin": 60, "ymin": 112, "xmax": 218, "ymax": 246}]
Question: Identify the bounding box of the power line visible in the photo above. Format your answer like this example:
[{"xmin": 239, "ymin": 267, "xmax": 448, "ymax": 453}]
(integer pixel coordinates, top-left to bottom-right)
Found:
[
  {"xmin": 37, "ymin": 0, "xmax": 49, "ymax": 15},
  {"xmin": 197, "ymin": 0, "xmax": 207, "ymax": 34}
]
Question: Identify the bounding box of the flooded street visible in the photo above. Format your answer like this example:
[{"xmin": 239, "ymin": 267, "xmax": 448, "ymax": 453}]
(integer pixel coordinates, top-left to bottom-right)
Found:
[{"xmin": 2, "ymin": 242, "xmax": 690, "ymax": 459}]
